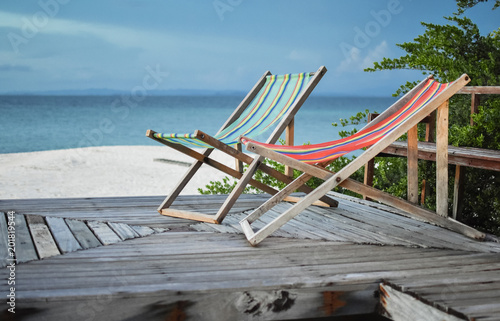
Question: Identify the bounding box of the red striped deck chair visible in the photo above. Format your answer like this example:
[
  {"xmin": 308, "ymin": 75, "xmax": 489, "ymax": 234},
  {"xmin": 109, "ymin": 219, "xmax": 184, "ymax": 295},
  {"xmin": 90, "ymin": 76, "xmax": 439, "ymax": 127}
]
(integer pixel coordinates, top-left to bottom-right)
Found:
[
  {"xmin": 239, "ymin": 74, "xmax": 485, "ymax": 245},
  {"xmin": 146, "ymin": 66, "xmax": 338, "ymax": 224}
]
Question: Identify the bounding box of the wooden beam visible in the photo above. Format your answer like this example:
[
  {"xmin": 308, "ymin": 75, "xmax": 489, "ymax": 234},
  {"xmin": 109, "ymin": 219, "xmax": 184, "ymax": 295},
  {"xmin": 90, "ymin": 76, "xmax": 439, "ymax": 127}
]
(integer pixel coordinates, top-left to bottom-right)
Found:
[
  {"xmin": 407, "ymin": 125, "xmax": 419, "ymax": 204},
  {"xmin": 160, "ymin": 209, "xmax": 219, "ymax": 224},
  {"xmin": 380, "ymin": 141, "xmax": 500, "ymax": 172},
  {"xmin": 457, "ymin": 86, "xmax": 500, "ymax": 94},
  {"xmin": 363, "ymin": 113, "xmax": 378, "ymax": 201},
  {"xmin": 235, "ymin": 143, "xmax": 243, "ymax": 173},
  {"xmin": 425, "ymin": 111, "xmax": 436, "ymax": 143},
  {"xmin": 436, "ymin": 100, "xmax": 449, "ymax": 217},
  {"xmin": 453, "ymin": 165, "xmax": 465, "ymax": 220},
  {"xmin": 363, "ymin": 160, "xmax": 375, "ymax": 201},
  {"xmin": 470, "ymin": 93, "xmax": 480, "ymax": 126},
  {"xmin": 285, "ymin": 118, "xmax": 295, "ymax": 177},
  {"xmin": 380, "ymin": 283, "xmax": 465, "ymax": 321},
  {"xmin": 422, "ymin": 111, "xmax": 436, "ymax": 207}
]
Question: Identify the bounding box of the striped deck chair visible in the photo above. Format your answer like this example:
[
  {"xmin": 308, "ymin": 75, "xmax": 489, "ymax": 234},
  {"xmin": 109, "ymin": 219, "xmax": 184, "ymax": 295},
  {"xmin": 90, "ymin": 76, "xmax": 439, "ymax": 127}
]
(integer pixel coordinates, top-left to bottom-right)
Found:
[
  {"xmin": 239, "ymin": 74, "xmax": 486, "ymax": 245},
  {"xmin": 146, "ymin": 66, "xmax": 338, "ymax": 224}
]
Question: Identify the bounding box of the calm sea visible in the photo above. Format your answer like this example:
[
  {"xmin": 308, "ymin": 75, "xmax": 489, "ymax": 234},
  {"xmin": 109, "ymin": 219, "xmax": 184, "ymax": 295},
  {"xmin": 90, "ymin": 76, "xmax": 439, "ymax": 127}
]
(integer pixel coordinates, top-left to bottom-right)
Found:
[{"xmin": 0, "ymin": 95, "xmax": 396, "ymax": 154}]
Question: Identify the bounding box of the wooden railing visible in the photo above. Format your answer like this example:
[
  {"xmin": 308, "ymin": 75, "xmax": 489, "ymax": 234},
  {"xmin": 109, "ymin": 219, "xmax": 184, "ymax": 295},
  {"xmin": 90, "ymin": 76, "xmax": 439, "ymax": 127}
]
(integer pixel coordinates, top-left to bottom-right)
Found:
[{"xmin": 364, "ymin": 86, "xmax": 500, "ymax": 219}]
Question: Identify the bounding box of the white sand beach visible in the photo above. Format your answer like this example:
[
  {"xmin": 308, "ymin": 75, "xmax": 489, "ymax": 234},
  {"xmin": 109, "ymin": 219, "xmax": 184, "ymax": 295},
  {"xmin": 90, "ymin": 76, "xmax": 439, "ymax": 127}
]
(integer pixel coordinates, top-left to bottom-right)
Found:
[{"xmin": 0, "ymin": 146, "xmax": 237, "ymax": 199}]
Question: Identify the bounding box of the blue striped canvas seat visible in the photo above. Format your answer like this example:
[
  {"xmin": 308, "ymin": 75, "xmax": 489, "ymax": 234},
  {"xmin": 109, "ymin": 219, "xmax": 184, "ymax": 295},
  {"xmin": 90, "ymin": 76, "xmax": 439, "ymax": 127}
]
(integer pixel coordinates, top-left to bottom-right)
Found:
[{"xmin": 153, "ymin": 72, "xmax": 311, "ymax": 148}]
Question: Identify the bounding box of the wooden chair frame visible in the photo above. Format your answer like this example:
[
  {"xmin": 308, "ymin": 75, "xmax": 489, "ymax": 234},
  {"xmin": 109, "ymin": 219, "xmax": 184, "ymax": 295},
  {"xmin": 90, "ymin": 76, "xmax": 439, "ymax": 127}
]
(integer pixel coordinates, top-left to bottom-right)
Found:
[
  {"xmin": 146, "ymin": 66, "xmax": 338, "ymax": 224},
  {"xmin": 239, "ymin": 74, "xmax": 486, "ymax": 246}
]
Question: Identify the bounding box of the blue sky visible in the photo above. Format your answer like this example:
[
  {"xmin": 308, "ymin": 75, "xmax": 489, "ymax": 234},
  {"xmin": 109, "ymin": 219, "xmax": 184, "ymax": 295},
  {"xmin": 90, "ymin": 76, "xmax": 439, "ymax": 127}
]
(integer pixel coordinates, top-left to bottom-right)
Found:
[{"xmin": 0, "ymin": 0, "xmax": 499, "ymax": 96}]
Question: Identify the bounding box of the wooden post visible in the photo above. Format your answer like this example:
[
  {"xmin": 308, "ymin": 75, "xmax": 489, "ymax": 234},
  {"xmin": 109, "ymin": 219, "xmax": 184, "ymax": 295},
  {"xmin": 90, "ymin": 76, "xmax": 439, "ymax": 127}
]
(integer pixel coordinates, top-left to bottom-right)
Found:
[
  {"xmin": 235, "ymin": 143, "xmax": 243, "ymax": 173},
  {"xmin": 425, "ymin": 111, "xmax": 436, "ymax": 143},
  {"xmin": 421, "ymin": 111, "xmax": 436, "ymax": 207},
  {"xmin": 420, "ymin": 180, "xmax": 426, "ymax": 205},
  {"xmin": 407, "ymin": 125, "xmax": 419, "ymax": 204},
  {"xmin": 285, "ymin": 118, "xmax": 295, "ymax": 177},
  {"xmin": 436, "ymin": 100, "xmax": 449, "ymax": 217},
  {"xmin": 363, "ymin": 159, "xmax": 374, "ymax": 201},
  {"xmin": 453, "ymin": 165, "xmax": 465, "ymax": 220},
  {"xmin": 363, "ymin": 113, "xmax": 378, "ymax": 201},
  {"xmin": 470, "ymin": 93, "xmax": 480, "ymax": 126}
]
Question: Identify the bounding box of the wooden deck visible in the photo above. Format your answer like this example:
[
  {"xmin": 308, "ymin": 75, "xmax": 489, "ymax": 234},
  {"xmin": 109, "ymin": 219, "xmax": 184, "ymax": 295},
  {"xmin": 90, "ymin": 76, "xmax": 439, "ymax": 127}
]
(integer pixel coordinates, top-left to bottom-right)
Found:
[{"xmin": 1, "ymin": 193, "xmax": 500, "ymax": 320}]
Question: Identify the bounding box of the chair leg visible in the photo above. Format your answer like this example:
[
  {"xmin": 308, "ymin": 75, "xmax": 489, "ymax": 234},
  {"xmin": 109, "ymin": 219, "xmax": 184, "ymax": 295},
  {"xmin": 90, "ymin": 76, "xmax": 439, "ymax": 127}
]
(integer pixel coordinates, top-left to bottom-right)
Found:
[
  {"xmin": 157, "ymin": 157, "xmax": 207, "ymax": 212},
  {"xmin": 243, "ymin": 173, "xmax": 341, "ymax": 245},
  {"xmin": 241, "ymin": 168, "xmax": 344, "ymax": 245},
  {"xmin": 214, "ymin": 156, "xmax": 265, "ymax": 222}
]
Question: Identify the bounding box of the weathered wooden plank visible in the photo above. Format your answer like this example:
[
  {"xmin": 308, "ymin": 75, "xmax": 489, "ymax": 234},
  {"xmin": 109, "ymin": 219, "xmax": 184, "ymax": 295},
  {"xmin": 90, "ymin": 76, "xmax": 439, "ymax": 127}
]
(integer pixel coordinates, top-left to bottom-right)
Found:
[
  {"xmin": 13, "ymin": 214, "xmax": 38, "ymax": 263},
  {"xmin": 65, "ymin": 219, "xmax": 102, "ymax": 249},
  {"xmin": 326, "ymin": 201, "xmax": 487, "ymax": 251},
  {"xmin": 13, "ymin": 245, "xmax": 460, "ymax": 278},
  {"xmin": 0, "ymin": 212, "xmax": 10, "ymax": 267},
  {"xmin": 409, "ymin": 281, "xmax": 500, "ymax": 298},
  {"xmin": 436, "ymin": 100, "xmax": 449, "ymax": 217},
  {"xmin": 0, "ymin": 286, "xmax": 379, "ymax": 321},
  {"xmin": 129, "ymin": 225, "xmax": 156, "ymax": 237},
  {"xmin": 108, "ymin": 222, "xmax": 140, "ymax": 240},
  {"xmin": 87, "ymin": 221, "xmax": 122, "ymax": 245},
  {"xmin": 306, "ymin": 206, "xmax": 439, "ymax": 248},
  {"xmin": 457, "ymin": 86, "xmax": 500, "ymax": 94},
  {"xmin": 291, "ymin": 206, "xmax": 402, "ymax": 245},
  {"xmin": 26, "ymin": 215, "xmax": 60, "ymax": 259},
  {"xmin": 381, "ymin": 141, "xmax": 500, "ymax": 172},
  {"xmin": 380, "ymin": 283, "xmax": 466, "ymax": 321},
  {"xmin": 46, "ymin": 217, "xmax": 82, "ymax": 253},
  {"xmin": 393, "ymin": 270, "xmax": 500, "ymax": 290}
]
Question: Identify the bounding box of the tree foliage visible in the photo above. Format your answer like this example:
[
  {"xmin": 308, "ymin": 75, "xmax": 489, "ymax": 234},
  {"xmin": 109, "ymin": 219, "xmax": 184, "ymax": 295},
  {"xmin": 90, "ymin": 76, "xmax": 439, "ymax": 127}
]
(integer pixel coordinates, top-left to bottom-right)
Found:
[{"xmin": 455, "ymin": 0, "xmax": 500, "ymax": 14}]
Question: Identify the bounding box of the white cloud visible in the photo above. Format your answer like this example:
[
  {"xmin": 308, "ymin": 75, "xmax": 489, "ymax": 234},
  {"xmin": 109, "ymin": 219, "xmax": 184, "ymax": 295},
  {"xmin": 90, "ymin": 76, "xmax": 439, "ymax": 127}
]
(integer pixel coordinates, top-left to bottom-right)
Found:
[
  {"xmin": 0, "ymin": 10, "xmax": 177, "ymax": 51},
  {"xmin": 336, "ymin": 40, "xmax": 389, "ymax": 73}
]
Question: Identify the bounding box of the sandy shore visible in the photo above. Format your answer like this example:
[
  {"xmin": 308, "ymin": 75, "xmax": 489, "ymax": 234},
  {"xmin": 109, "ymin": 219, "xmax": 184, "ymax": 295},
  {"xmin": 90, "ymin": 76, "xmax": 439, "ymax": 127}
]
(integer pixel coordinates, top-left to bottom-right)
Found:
[{"xmin": 0, "ymin": 146, "xmax": 237, "ymax": 199}]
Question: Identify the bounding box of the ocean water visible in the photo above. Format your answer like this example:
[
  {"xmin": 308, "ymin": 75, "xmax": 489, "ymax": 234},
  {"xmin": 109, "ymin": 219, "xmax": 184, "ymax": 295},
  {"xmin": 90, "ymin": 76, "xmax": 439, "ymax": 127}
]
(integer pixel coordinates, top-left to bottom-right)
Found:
[{"xmin": 0, "ymin": 95, "xmax": 397, "ymax": 154}]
